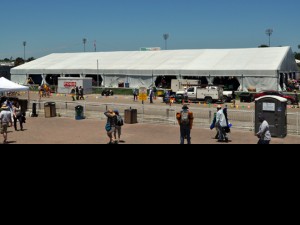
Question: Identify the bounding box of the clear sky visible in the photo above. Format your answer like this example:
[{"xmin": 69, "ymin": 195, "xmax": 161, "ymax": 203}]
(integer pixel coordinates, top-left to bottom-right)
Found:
[{"xmin": 0, "ymin": 0, "xmax": 299, "ymax": 59}]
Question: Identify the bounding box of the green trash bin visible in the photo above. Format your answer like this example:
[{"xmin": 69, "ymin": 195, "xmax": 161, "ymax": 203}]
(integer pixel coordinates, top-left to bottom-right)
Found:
[{"xmin": 75, "ymin": 105, "xmax": 84, "ymax": 120}]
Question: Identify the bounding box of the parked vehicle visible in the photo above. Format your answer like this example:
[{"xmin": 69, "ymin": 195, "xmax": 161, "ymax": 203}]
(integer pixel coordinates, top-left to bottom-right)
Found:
[
  {"xmin": 171, "ymin": 79, "xmax": 201, "ymax": 93},
  {"xmin": 254, "ymin": 90, "xmax": 295, "ymax": 104},
  {"xmin": 176, "ymin": 86, "xmax": 223, "ymax": 103},
  {"xmin": 239, "ymin": 92, "xmax": 255, "ymax": 103},
  {"xmin": 101, "ymin": 89, "xmax": 114, "ymax": 96}
]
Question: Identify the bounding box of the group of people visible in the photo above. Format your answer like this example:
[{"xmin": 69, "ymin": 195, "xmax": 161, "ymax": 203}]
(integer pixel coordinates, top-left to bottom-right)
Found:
[
  {"xmin": 0, "ymin": 98, "xmax": 26, "ymax": 144},
  {"xmin": 132, "ymin": 87, "xmax": 157, "ymax": 104},
  {"xmin": 38, "ymin": 84, "xmax": 51, "ymax": 99},
  {"xmin": 70, "ymin": 86, "xmax": 85, "ymax": 101},
  {"xmin": 176, "ymin": 103, "xmax": 271, "ymax": 145},
  {"xmin": 104, "ymin": 109, "xmax": 124, "ymax": 144}
]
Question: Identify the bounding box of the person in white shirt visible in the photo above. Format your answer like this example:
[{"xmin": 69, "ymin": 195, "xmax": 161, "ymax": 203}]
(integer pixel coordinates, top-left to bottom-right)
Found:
[
  {"xmin": 256, "ymin": 114, "xmax": 271, "ymax": 144},
  {"xmin": 0, "ymin": 104, "xmax": 12, "ymax": 144},
  {"xmin": 216, "ymin": 105, "xmax": 228, "ymax": 142}
]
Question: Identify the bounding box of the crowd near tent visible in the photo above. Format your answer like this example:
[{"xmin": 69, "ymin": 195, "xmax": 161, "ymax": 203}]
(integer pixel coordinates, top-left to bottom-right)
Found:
[
  {"xmin": 0, "ymin": 77, "xmax": 29, "ymax": 93},
  {"xmin": 10, "ymin": 46, "xmax": 299, "ymax": 92}
]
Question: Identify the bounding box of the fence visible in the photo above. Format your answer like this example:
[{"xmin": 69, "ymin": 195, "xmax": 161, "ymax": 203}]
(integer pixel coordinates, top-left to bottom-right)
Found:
[{"xmin": 28, "ymin": 100, "xmax": 300, "ymax": 135}]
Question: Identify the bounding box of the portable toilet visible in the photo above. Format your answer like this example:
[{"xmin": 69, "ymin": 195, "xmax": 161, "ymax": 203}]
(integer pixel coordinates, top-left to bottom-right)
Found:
[{"xmin": 255, "ymin": 96, "xmax": 287, "ymax": 138}]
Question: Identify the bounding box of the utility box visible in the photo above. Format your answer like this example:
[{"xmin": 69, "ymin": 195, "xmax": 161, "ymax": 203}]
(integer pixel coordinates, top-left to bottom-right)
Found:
[
  {"xmin": 124, "ymin": 109, "xmax": 138, "ymax": 124},
  {"xmin": 255, "ymin": 96, "xmax": 287, "ymax": 138},
  {"xmin": 44, "ymin": 102, "xmax": 56, "ymax": 118}
]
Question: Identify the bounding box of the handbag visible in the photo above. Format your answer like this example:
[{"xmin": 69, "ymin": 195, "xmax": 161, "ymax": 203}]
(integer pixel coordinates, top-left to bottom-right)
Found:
[{"xmin": 105, "ymin": 123, "xmax": 111, "ymax": 132}]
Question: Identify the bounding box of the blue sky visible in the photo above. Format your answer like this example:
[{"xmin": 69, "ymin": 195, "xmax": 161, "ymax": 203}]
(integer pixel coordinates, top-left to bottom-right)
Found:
[{"xmin": 0, "ymin": 0, "xmax": 299, "ymax": 59}]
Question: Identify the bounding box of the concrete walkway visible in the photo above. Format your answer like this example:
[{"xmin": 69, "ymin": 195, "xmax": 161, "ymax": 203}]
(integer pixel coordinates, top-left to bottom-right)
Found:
[{"xmin": 2, "ymin": 116, "xmax": 300, "ymax": 144}]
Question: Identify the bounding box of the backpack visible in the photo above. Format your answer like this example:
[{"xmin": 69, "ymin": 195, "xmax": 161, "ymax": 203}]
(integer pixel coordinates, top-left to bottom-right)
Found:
[
  {"xmin": 181, "ymin": 111, "xmax": 190, "ymax": 125},
  {"xmin": 117, "ymin": 115, "xmax": 124, "ymax": 126}
]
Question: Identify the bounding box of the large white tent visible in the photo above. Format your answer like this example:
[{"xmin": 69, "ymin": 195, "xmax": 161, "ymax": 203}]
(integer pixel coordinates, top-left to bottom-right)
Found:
[
  {"xmin": 0, "ymin": 77, "xmax": 29, "ymax": 92},
  {"xmin": 10, "ymin": 47, "xmax": 299, "ymax": 92}
]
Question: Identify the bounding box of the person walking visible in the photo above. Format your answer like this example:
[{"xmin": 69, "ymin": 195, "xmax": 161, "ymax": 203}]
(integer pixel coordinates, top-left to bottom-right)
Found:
[
  {"xmin": 104, "ymin": 109, "xmax": 117, "ymax": 144},
  {"xmin": 176, "ymin": 104, "xmax": 194, "ymax": 144},
  {"xmin": 70, "ymin": 87, "xmax": 76, "ymax": 101},
  {"xmin": 0, "ymin": 104, "xmax": 12, "ymax": 144},
  {"xmin": 12, "ymin": 102, "xmax": 24, "ymax": 131},
  {"xmin": 79, "ymin": 86, "xmax": 85, "ymax": 100},
  {"xmin": 113, "ymin": 109, "xmax": 124, "ymax": 143},
  {"xmin": 133, "ymin": 88, "xmax": 138, "ymax": 102},
  {"xmin": 75, "ymin": 86, "xmax": 80, "ymax": 100},
  {"xmin": 216, "ymin": 105, "xmax": 229, "ymax": 142},
  {"xmin": 149, "ymin": 88, "xmax": 154, "ymax": 104},
  {"xmin": 256, "ymin": 114, "xmax": 271, "ymax": 145}
]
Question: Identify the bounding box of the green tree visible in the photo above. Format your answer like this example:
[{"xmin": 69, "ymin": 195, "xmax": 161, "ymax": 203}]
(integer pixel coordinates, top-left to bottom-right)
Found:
[
  {"xmin": 258, "ymin": 44, "xmax": 269, "ymax": 48},
  {"xmin": 14, "ymin": 57, "xmax": 25, "ymax": 67},
  {"xmin": 27, "ymin": 57, "xmax": 35, "ymax": 62}
]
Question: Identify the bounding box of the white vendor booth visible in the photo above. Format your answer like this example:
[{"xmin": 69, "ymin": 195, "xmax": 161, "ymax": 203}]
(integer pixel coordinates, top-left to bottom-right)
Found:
[{"xmin": 57, "ymin": 77, "xmax": 93, "ymax": 94}]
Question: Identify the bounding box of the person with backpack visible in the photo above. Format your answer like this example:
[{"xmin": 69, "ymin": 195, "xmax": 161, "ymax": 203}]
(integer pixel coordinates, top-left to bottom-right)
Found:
[
  {"xmin": 113, "ymin": 109, "xmax": 124, "ymax": 144},
  {"xmin": 104, "ymin": 109, "xmax": 117, "ymax": 144},
  {"xmin": 176, "ymin": 104, "xmax": 194, "ymax": 144}
]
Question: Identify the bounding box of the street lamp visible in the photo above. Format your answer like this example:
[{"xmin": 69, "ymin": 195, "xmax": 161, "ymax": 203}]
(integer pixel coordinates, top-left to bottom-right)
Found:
[
  {"xmin": 265, "ymin": 29, "xmax": 273, "ymax": 47},
  {"xmin": 83, "ymin": 38, "xmax": 87, "ymax": 52},
  {"xmin": 163, "ymin": 33, "xmax": 169, "ymax": 50},
  {"xmin": 23, "ymin": 41, "xmax": 26, "ymax": 61}
]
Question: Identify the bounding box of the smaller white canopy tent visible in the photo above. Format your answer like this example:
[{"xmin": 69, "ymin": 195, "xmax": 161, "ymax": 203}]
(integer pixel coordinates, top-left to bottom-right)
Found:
[
  {"xmin": 296, "ymin": 59, "xmax": 300, "ymax": 64},
  {"xmin": 0, "ymin": 77, "xmax": 29, "ymax": 92}
]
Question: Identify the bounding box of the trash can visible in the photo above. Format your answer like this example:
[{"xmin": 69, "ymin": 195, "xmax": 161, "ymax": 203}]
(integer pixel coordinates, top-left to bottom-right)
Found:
[
  {"xmin": 124, "ymin": 109, "xmax": 138, "ymax": 124},
  {"xmin": 255, "ymin": 96, "xmax": 287, "ymax": 138},
  {"xmin": 31, "ymin": 103, "xmax": 38, "ymax": 117},
  {"xmin": 44, "ymin": 102, "xmax": 56, "ymax": 118},
  {"xmin": 75, "ymin": 105, "xmax": 84, "ymax": 120}
]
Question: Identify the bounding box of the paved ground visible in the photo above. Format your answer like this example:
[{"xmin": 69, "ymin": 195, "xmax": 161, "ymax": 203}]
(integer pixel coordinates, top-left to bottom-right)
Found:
[
  {"xmin": 1, "ymin": 91, "xmax": 299, "ymax": 144},
  {"xmin": 2, "ymin": 116, "xmax": 300, "ymax": 144}
]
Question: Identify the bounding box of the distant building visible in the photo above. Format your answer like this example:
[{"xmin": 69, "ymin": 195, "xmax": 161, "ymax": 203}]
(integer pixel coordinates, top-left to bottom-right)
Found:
[{"xmin": 0, "ymin": 62, "xmax": 14, "ymax": 79}]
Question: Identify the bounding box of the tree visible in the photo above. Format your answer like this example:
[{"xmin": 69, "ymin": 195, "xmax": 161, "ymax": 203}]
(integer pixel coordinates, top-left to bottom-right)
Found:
[
  {"xmin": 258, "ymin": 44, "xmax": 269, "ymax": 48},
  {"xmin": 14, "ymin": 57, "xmax": 25, "ymax": 67},
  {"xmin": 27, "ymin": 57, "xmax": 35, "ymax": 62},
  {"xmin": 3, "ymin": 58, "xmax": 10, "ymax": 62}
]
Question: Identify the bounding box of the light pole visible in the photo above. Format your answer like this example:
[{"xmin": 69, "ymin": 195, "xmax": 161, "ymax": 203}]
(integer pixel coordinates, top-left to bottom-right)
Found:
[
  {"xmin": 23, "ymin": 41, "xmax": 26, "ymax": 62},
  {"xmin": 265, "ymin": 29, "xmax": 273, "ymax": 47},
  {"xmin": 83, "ymin": 38, "xmax": 87, "ymax": 52},
  {"xmin": 163, "ymin": 33, "xmax": 169, "ymax": 50}
]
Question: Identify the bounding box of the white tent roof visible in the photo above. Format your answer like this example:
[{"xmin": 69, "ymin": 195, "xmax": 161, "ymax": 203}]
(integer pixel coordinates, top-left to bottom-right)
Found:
[
  {"xmin": 0, "ymin": 77, "xmax": 29, "ymax": 92},
  {"xmin": 11, "ymin": 47, "xmax": 299, "ymax": 77},
  {"xmin": 296, "ymin": 59, "xmax": 300, "ymax": 64}
]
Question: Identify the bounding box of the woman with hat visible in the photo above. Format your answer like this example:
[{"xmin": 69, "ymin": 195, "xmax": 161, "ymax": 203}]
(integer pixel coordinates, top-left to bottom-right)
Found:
[{"xmin": 0, "ymin": 104, "xmax": 13, "ymax": 144}]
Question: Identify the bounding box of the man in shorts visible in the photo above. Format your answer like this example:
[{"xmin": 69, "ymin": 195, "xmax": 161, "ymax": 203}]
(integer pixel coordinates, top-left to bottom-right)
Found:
[{"xmin": 0, "ymin": 104, "xmax": 12, "ymax": 144}]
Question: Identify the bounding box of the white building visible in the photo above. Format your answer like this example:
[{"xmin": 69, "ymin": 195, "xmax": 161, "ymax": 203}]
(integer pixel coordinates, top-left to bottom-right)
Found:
[{"xmin": 10, "ymin": 47, "xmax": 299, "ymax": 92}]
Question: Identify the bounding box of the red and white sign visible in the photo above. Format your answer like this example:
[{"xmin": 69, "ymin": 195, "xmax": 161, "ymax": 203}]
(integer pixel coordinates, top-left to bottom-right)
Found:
[{"xmin": 64, "ymin": 82, "xmax": 77, "ymax": 88}]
